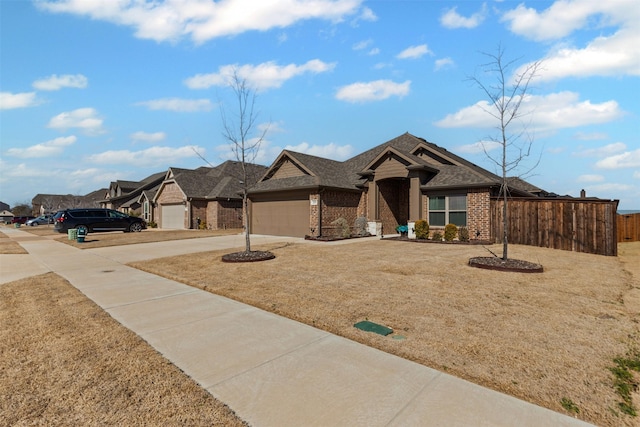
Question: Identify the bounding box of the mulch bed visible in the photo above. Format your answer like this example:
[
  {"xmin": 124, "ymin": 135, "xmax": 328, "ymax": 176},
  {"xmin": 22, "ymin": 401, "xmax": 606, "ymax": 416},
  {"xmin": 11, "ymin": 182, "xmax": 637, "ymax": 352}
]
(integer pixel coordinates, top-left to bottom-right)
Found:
[
  {"xmin": 468, "ymin": 256, "xmax": 544, "ymax": 273},
  {"xmin": 221, "ymin": 250, "xmax": 276, "ymax": 263}
]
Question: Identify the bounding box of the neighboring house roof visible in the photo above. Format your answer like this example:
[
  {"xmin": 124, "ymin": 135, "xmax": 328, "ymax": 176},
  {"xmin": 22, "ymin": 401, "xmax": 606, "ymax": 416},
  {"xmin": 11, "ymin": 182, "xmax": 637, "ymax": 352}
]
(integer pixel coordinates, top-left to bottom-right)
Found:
[
  {"xmin": 155, "ymin": 161, "xmax": 269, "ymax": 202},
  {"xmin": 0, "ymin": 201, "xmax": 10, "ymax": 211},
  {"xmin": 251, "ymin": 132, "xmax": 541, "ymax": 196},
  {"xmin": 103, "ymin": 172, "xmax": 166, "ymax": 206},
  {"xmin": 32, "ymin": 192, "xmax": 105, "ymax": 210}
]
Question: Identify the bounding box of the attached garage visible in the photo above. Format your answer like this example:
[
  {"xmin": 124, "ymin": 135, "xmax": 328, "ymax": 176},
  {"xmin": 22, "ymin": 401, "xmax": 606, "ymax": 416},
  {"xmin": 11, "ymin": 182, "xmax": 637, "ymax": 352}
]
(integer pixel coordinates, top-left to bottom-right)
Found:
[
  {"xmin": 251, "ymin": 192, "xmax": 310, "ymax": 237},
  {"xmin": 161, "ymin": 204, "xmax": 185, "ymax": 229}
]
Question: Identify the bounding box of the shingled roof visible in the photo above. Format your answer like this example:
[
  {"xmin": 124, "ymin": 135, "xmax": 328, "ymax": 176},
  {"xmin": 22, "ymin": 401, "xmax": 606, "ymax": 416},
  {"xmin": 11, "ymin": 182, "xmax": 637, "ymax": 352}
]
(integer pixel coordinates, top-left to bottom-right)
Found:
[
  {"xmin": 250, "ymin": 132, "xmax": 540, "ymax": 196},
  {"xmin": 162, "ymin": 160, "xmax": 268, "ymax": 200}
]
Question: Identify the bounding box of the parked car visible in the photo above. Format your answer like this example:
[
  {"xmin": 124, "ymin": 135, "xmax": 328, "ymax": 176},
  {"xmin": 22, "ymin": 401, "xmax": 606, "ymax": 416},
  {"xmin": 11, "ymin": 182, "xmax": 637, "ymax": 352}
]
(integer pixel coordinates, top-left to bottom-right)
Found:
[
  {"xmin": 53, "ymin": 208, "xmax": 146, "ymax": 234},
  {"xmin": 11, "ymin": 216, "xmax": 36, "ymax": 224},
  {"xmin": 26, "ymin": 215, "xmax": 53, "ymax": 226}
]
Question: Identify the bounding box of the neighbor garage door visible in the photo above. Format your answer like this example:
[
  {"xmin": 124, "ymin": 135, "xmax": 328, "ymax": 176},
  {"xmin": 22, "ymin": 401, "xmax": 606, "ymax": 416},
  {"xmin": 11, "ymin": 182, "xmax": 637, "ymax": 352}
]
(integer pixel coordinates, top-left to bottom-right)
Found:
[
  {"xmin": 251, "ymin": 194, "xmax": 309, "ymax": 237},
  {"xmin": 161, "ymin": 204, "xmax": 185, "ymax": 229}
]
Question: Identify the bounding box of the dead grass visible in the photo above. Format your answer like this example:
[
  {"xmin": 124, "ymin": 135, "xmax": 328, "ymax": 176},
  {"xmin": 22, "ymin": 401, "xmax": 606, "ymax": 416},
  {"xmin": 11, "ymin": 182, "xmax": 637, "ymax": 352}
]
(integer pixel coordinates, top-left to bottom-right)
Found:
[
  {"xmin": 0, "ymin": 230, "xmax": 27, "ymax": 254},
  {"xmin": 0, "ymin": 272, "xmax": 248, "ymax": 426},
  {"xmin": 17, "ymin": 225, "xmax": 242, "ymax": 249},
  {"xmin": 131, "ymin": 240, "xmax": 640, "ymax": 427}
]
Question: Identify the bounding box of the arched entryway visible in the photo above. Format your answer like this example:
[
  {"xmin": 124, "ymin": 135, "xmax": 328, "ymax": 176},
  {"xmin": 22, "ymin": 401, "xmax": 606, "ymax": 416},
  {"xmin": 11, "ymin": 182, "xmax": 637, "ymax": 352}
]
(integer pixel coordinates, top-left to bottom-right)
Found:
[{"xmin": 377, "ymin": 178, "xmax": 409, "ymax": 234}]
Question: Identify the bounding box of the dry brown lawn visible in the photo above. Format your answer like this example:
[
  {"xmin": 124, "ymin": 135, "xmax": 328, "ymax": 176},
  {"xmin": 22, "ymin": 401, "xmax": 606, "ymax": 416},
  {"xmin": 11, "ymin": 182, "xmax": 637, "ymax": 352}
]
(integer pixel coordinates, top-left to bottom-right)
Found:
[
  {"xmin": 0, "ymin": 273, "xmax": 248, "ymax": 426},
  {"xmin": 0, "ymin": 230, "xmax": 27, "ymax": 254},
  {"xmin": 18, "ymin": 225, "xmax": 241, "ymax": 249},
  {"xmin": 132, "ymin": 240, "xmax": 640, "ymax": 427}
]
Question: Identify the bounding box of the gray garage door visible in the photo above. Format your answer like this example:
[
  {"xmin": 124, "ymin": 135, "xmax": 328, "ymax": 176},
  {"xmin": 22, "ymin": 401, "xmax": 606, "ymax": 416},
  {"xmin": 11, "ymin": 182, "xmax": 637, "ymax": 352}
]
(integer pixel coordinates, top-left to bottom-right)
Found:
[
  {"xmin": 161, "ymin": 204, "xmax": 185, "ymax": 229},
  {"xmin": 251, "ymin": 196, "xmax": 309, "ymax": 237}
]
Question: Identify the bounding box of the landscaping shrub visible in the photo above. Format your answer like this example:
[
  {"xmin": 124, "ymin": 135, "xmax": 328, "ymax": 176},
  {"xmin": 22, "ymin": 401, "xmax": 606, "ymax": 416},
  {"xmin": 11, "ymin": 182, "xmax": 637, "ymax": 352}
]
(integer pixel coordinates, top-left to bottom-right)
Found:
[
  {"xmin": 414, "ymin": 219, "xmax": 429, "ymax": 239},
  {"xmin": 444, "ymin": 223, "xmax": 458, "ymax": 241},
  {"xmin": 354, "ymin": 216, "xmax": 368, "ymax": 236},
  {"xmin": 332, "ymin": 217, "xmax": 351, "ymax": 238},
  {"xmin": 431, "ymin": 230, "xmax": 443, "ymax": 241},
  {"xmin": 147, "ymin": 221, "xmax": 157, "ymax": 228},
  {"xmin": 198, "ymin": 221, "xmax": 207, "ymax": 230},
  {"xmin": 458, "ymin": 226, "xmax": 470, "ymax": 242}
]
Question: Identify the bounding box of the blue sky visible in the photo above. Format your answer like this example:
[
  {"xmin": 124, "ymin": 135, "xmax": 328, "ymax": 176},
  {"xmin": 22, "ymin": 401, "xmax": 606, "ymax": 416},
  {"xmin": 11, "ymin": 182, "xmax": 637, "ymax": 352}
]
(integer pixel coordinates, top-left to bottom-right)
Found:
[{"xmin": 1, "ymin": 0, "xmax": 638, "ymax": 210}]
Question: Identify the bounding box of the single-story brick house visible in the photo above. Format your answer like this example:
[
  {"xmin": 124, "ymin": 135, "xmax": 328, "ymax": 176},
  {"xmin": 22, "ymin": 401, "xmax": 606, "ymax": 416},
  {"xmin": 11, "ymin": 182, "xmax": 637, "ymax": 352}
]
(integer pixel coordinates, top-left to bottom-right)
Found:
[
  {"xmin": 248, "ymin": 132, "xmax": 542, "ymax": 239},
  {"xmin": 154, "ymin": 160, "xmax": 267, "ymax": 230}
]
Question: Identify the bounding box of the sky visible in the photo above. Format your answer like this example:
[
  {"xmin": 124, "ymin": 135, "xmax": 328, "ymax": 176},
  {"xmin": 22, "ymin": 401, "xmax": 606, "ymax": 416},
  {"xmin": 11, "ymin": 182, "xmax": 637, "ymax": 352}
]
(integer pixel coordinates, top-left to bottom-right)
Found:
[{"xmin": 1, "ymin": 0, "xmax": 639, "ymax": 210}]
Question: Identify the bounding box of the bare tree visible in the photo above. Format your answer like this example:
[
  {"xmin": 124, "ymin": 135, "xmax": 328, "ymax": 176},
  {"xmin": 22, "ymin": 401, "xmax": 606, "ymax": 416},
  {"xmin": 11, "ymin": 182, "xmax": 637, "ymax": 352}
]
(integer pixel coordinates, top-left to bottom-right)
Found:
[
  {"xmin": 468, "ymin": 45, "xmax": 542, "ymax": 260},
  {"xmin": 220, "ymin": 69, "xmax": 269, "ymax": 253}
]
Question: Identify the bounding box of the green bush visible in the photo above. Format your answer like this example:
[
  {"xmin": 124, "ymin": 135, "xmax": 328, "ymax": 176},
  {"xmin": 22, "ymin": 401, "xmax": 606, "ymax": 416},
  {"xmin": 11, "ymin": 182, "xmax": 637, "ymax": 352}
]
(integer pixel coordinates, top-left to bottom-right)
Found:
[
  {"xmin": 431, "ymin": 230, "xmax": 443, "ymax": 241},
  {"xmin": 198, "ymin": 221, "xmax": 207, "ymax": 230},
  {"xmin": 332, "ymin": 217, "xmax": 351, "ymax": 238},
  {"xmin": 147, "ymin": 220, "xmax": 157, "ymax": 228},
  {"xmin": 458, "ymin": 226, "xmax": 470, "ymax": 242},
  {"xmin": 414, "ymin": 219, "xmax": 429, "ymax": 239},
  {"xmin": 444, "ymin": 223, "xmax": 458, "ymax": 241}
]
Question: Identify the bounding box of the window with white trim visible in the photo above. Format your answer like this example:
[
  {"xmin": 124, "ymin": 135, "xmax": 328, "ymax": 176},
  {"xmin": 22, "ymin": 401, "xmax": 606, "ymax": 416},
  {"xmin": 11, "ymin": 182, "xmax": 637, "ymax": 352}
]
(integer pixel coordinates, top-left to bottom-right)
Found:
[{"xmin": 428, "ymin": 194, "xmax": 467, "ymax": 226}]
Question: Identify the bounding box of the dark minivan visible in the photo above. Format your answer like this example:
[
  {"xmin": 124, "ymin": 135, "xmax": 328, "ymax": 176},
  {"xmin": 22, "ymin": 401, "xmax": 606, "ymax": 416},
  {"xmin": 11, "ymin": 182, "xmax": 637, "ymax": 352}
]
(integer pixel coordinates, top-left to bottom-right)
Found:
[{"xmin": 53, "ymin": 209, "xmax": 146, "ymax": 234}]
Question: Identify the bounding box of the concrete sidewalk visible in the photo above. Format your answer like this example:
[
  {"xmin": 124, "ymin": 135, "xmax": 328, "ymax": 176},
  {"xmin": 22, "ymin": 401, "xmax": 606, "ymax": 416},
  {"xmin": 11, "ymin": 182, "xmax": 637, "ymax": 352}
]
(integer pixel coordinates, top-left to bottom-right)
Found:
[{"xmin": 1, "ymin": 228, "xmax": 593, "ymax": 426}]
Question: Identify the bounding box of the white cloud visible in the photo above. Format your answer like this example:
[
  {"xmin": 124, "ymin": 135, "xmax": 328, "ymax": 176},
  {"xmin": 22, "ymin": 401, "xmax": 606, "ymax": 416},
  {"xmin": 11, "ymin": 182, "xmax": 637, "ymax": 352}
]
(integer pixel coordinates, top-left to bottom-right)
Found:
[
  {"xmin": 357, "ymin": 6, "xmax": 377, "ymax": 23},
  {"xmin": 456, "ymin": 140, "xmax": 502, "ymax": 154},
  {"xmin": 435, "ymin": 91, "xmax": 623, "ymax": 131},
  {"xmin": 5, "ymin": 136, "xmax": 77, "ymax": 158},
  {"xmin": 184, "ymin": 60, "xmax": 335, "ymax": 91},
  {"xmin": 353, "ymin": 39, "xmax": 372, "ymax": 50},
  {"xmin": 573, "ymin": 142, "xmax": 626, "ymax": 158},
  {"xmin": 516, "ymin": 29, "xmax": 640, "ymax": 81},
  {"xmin": 47, "ymin": 108, "xmax": 104, "ymax": 135},
  {"xmin": 32, "ymin": 74, "xmax": 88, "ymax": 91},
  {"xmin": 576, "ymin": 174, "xmax": 604, "ymax": 183},
  {"xmin": 37, "ymin": 0, "xmax": 364, "ymax": 44},
  {"xmin": 396, "ymin": 44, "xmax": 431, "ymax": 60},
  {"xmin": 284, "ymin": 142, "xmax": 353, "ymax": 160},
  {"xmin": 441, "ymin": 4, "xmax": 487, "ymax": 29},
  {"xmin": 135, "ymin": 98, "xmax": 212, "ymax": 112},
  {"xmin": 501, "ymin": 0, "xmax": 637, "ymax": 41},
  {"xmin": 595, "ymin": 149, "xmax": 640, "ymax": 169},
  {"xmin": 0, "ymin": 92, "xmax": 40, "ymax": 110},
  {"xmin": 130, "ymin": 131, "xmax": 167, "ymax": 143},
  {"xmin": 335, "ymin": 79, "xmax": 410, "ymax": 103},
  {"xmin": 503, "ymin": 0, "xmax": 639, "ymax": 79},
  {"xmin": 434, "ymin": 57, "xmax": 455, "ymax": 71},
  {"xmin": 88, "ymin": 145, "xmax": 205, "ymax": 167},
  {"xmin": 634, "ymin": 171, "xmax": 640, "ymax": 179}
]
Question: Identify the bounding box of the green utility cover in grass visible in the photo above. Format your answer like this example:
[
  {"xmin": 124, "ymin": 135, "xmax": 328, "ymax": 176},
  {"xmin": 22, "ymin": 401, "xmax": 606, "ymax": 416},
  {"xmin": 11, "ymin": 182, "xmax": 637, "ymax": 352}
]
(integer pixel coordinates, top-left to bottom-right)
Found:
[{"xmin": 354, "ymin": 320, "xmax": 393, "ymax": 336}]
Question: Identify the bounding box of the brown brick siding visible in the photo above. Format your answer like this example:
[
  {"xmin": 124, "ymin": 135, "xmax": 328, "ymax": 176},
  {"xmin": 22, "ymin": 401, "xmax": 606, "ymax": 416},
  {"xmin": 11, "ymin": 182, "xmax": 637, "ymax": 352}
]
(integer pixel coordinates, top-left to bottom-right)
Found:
[
  {"xmin": 320, "ymin": 190, "xmax": 361, "ymax": 237},
  {"xmin": 156, "ymin": 182, "xmax": 183, "ymax": 204},
  {"xmin": 217, "ymin": 199, "xmax": 243, "ymax": 229},
  {"xmin": 467, "ymin": 189, "xmax": 491, "ymax": 240},
  {"xmin": 309, "ymin": 193, "xmax": 320, "ymax": 236},
  {"xmin": 190, "ymin": 200, "xmax": 207, "ymax": 229}
]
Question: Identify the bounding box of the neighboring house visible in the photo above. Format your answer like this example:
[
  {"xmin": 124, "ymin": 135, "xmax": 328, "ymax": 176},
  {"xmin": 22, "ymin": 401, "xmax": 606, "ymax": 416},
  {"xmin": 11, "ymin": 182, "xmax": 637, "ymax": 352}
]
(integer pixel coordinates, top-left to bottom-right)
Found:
[
  {"xmin": 0, "ymin": 210, "xmax": 14, "ymax": 224},
  {"xmin": 0, "ymin": 201, "xmax": 10, "ymax": 212},
  {"xmin": 32, "ymin": 191, "xmax": 106, "ymax": 215},
  {"xmin": 248, "ymin": 132, "xmax": 542, "ymax": 239},
  {"xmin": 154, "ymin": 160, "xmax": 268, "ymax": 230},
  {"xmin": 101, "ymin": 172, "xmax": 165, "ymax": 217}
]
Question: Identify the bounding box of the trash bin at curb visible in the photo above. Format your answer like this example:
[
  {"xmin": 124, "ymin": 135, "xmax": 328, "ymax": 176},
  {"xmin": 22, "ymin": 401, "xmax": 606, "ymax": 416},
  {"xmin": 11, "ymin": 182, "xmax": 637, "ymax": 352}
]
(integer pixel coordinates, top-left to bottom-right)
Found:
[
  {"xmin": 76, "ymin": 228, "xmax": 87, "ymax": 243},
  {"xmin": 68, "ymin": 229, "xmax": 77, "ymax": 240}
]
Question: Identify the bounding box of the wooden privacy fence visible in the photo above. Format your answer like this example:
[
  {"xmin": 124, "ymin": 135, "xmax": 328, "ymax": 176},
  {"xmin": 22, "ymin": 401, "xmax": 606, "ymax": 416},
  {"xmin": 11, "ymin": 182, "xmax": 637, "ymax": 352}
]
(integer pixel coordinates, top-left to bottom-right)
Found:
[
  {"xmin": 618, "ymin": 213, "xmax": 640, "ymax": 243},
  {"xmin": 491, "ymin": 198, "xmax": 619, "ymax": 256}
]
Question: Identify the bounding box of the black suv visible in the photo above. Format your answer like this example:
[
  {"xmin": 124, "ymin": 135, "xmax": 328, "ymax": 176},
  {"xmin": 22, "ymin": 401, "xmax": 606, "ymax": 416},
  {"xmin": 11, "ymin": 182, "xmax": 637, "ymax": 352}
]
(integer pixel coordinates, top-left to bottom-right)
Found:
[{"xmin": 53, "ymin": 209, "xmax": 146, "ymax": 234}]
